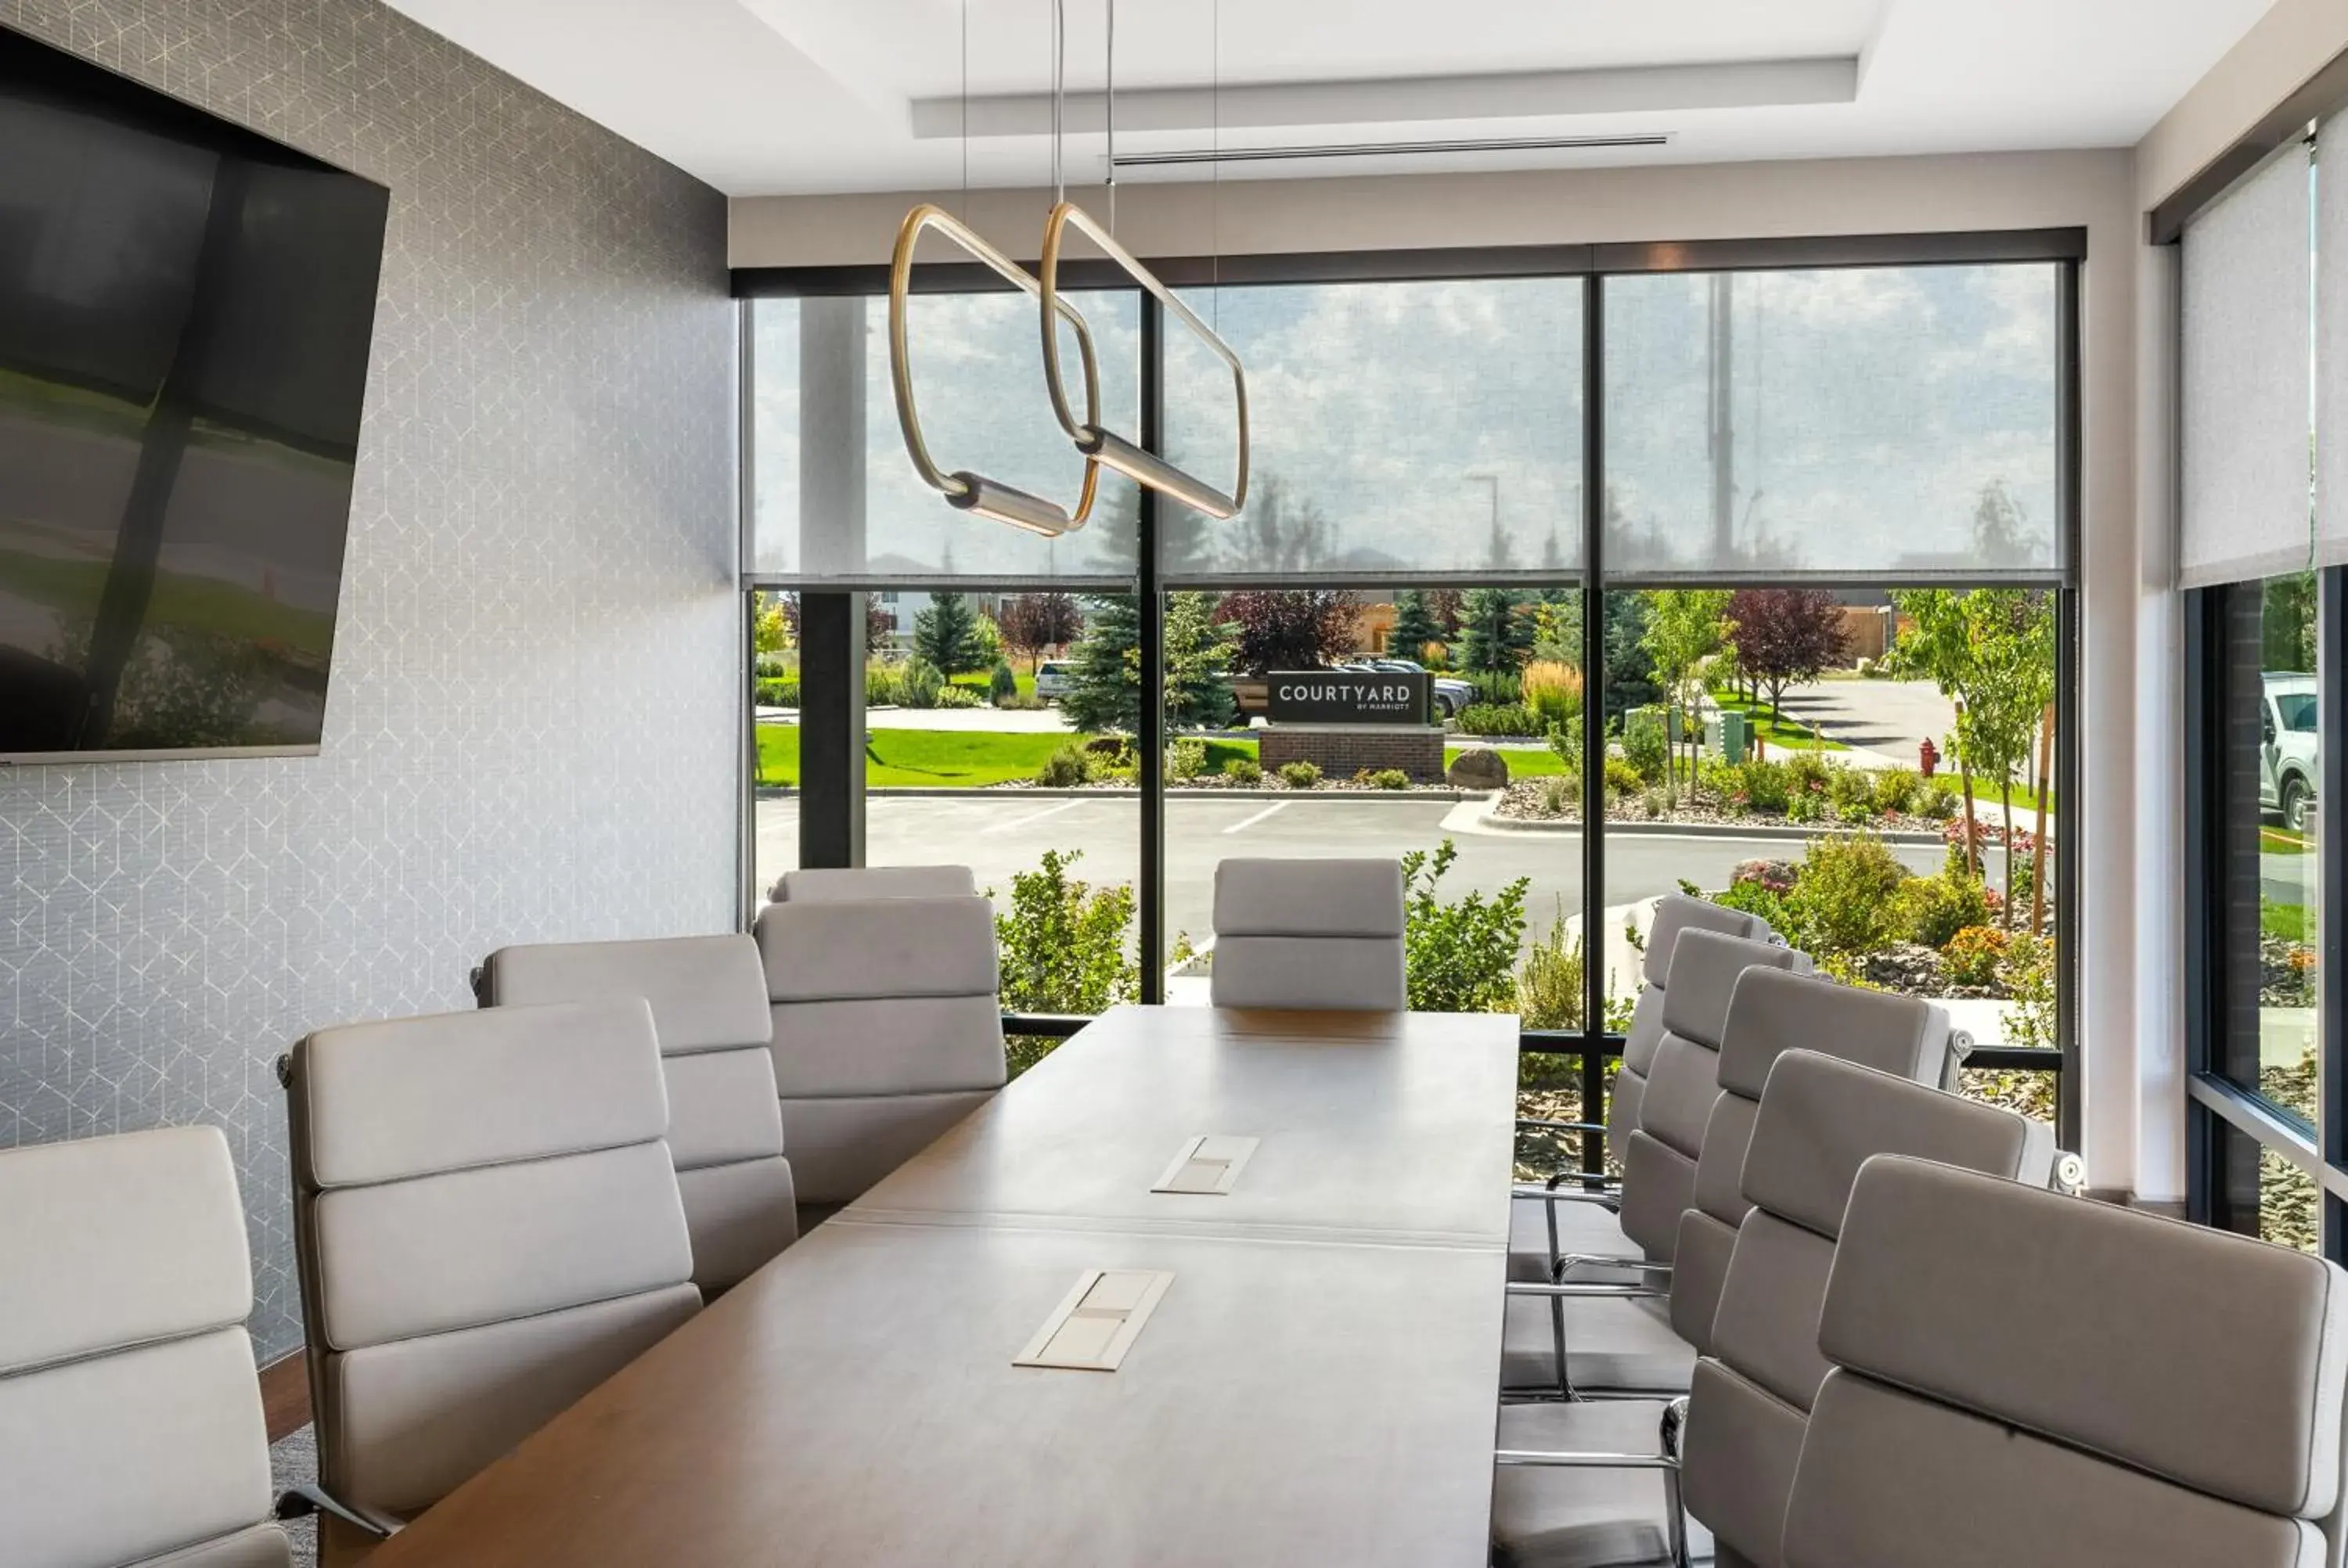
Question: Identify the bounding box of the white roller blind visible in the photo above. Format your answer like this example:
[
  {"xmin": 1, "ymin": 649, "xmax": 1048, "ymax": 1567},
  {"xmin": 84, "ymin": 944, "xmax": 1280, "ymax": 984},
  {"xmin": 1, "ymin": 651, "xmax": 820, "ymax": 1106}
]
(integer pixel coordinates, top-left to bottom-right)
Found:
[
  {"xmin": 2317, "ymin": 117, "xmax": 2348, "ymax": 568},
  {"xmin": 2181, "ymin": 142, "xmax": 2313, "ymax": 588}
]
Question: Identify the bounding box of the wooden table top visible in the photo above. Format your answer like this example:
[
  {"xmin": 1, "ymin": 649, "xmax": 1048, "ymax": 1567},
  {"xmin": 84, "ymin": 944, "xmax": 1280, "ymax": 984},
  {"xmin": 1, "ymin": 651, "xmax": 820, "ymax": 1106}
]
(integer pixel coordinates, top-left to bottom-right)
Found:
[
  {"xmin": 362, "ymin": 1005, "xmax": 1520, "ymax": 1567},
  {"xmin": 847, "ymin": 1004, "xmax": 1520, "ymax": 1249}
]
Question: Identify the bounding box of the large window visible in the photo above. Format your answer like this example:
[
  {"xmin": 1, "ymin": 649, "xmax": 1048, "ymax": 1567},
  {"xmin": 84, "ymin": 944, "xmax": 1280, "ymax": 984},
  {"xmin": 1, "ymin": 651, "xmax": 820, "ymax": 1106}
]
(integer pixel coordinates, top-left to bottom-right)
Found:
[{"xmin": 743, "ymin": 237, "xmax": 2079, "ymax": 1142}]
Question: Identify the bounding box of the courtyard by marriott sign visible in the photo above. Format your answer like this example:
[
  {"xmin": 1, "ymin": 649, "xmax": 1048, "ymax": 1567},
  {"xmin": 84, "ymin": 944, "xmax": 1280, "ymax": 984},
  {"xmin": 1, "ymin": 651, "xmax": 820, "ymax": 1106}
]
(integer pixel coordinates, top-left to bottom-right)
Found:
[{"xmin": 1267, "ymin": 670, "xmax": 1431, "ymax": 725}]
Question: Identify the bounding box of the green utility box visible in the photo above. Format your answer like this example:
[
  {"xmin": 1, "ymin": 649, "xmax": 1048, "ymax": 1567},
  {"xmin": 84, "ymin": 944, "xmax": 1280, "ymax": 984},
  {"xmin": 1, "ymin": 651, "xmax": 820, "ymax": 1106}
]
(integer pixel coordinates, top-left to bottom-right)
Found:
[{"xmin": 1705, "ymin": 710, "xmax": 1751, "ymax": 763}]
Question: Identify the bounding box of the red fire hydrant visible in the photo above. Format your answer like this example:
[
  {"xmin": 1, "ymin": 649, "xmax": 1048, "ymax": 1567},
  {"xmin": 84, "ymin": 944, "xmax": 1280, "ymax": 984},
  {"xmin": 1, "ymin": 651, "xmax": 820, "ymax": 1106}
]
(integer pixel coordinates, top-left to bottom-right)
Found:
[{"xmin": 1918, "ymin": 737, "xmax": 1939, "ymax": 778}]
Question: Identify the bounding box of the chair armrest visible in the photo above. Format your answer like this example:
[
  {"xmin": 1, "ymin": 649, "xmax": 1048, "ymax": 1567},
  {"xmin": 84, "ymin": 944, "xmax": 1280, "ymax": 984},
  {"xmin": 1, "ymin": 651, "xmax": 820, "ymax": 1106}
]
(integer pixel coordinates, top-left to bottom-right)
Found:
[
  {"xmin": 1516, "ymin": 1118, "xmax": 1607, "ymax": 1135},
  {"xmin": 1495, "ymin": 1449, "xmax": 1677, "ymax": 1469},
  {"xmin": 1511, "ymin": 1185, "xmax": 1622, "ymax": 1214},
  {"xmin": 276, "ymin": 1485, "xmax": 403, "ymax": 1540},
  {"xmin": 1507, "ymin": 1281, "xmax": 1669, "ymax": 1300}
]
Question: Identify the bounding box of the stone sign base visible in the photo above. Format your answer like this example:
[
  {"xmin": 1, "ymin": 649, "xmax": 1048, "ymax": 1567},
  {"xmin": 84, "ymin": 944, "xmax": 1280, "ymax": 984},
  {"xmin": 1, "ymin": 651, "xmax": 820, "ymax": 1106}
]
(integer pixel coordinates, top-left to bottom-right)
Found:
[{"xmin": 1259, "ymin": 724, "xmax": 1447, "ymax": 784}]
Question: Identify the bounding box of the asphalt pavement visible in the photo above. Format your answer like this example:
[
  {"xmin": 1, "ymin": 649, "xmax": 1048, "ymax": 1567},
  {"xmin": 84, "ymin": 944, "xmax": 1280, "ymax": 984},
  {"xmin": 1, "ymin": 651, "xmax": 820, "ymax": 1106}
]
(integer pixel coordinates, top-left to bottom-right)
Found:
[{"xmin": 754, "ymin": 793, "xmax": 1961, "ymax": 951}]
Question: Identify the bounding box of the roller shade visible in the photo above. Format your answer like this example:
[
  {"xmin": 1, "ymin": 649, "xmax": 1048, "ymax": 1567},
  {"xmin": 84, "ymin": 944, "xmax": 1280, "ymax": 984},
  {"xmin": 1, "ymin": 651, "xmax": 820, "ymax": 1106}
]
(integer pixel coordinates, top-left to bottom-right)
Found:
[{"xmin": 2181, "ymin": 142, "xmax": 2314, "ymax": 589}]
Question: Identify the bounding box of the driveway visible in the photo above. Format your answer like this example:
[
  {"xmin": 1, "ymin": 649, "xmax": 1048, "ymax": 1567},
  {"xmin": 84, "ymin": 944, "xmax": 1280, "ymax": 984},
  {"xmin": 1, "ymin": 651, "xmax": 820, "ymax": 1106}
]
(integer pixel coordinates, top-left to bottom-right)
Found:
[{"xmin": 1767, "ymin": 677, "xmax": 1957, "ymax": 761}]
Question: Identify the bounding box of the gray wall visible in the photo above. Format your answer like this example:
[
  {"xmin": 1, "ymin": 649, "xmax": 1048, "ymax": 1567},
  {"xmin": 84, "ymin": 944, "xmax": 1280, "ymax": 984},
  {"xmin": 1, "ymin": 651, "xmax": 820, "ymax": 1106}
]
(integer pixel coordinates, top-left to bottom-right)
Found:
[{"xmin": 0, "ymin": 1, "xmax": 740, "ymax": 1357}]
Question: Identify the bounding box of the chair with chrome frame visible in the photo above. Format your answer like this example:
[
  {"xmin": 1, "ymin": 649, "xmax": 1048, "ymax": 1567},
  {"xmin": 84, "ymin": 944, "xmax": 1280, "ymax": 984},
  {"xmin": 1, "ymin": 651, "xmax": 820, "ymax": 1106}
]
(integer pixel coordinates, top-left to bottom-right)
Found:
[
  {"xmin": 767, "ymin": 864, "xmax": 976, "ymax": 905},
  {"xmin": 0, "ymin": 1126, "xmax": 292, "ymax": 1568},
  {"xmin": 1503, "ymin": 928, "xmax": 1810, "ymax": 1400},
  {"xmin": 1508, "ymin": 894, "xmax": 1783, "ymax": 1292},
  {"xmin": 281, "ymin": 999, "xmax": 701, "ymax": 1565},
  {"xmin": 1490, "ymin": 1050, "xmax": 2053, "ymax": 1568},
  {"xmin": 1208, "ymin": 858, "xmax": 1406, "ymax": 1011},
  {"xmin": 1781, "ymin": 1154, "xmax": 2348, "ymax": 1568}
]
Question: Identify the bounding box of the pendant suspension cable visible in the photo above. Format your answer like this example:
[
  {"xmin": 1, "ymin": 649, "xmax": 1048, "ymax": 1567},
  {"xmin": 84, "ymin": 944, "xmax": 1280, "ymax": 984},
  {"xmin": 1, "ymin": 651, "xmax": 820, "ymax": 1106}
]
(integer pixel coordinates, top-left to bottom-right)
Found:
[
  {"xmin": 1105, "ymin": 0, "xmax": 1116, "ymax": 235},
  {"xmin": 959, "ymin": 0, "xmax": 969, "ymax": 221},
  {"xmin": 1051, "ymin": 0, "xmax": 1066, "ymax": 207}
]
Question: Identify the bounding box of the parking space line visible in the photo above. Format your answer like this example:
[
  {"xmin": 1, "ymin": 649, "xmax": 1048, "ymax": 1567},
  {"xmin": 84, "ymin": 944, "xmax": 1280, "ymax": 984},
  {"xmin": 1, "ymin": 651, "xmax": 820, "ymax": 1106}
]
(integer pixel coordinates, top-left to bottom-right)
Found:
[
  {"xmin": 1221, "ymin": 802, "xmax": 1290, "ymax": 835},
  {"xmin": 985, "ymin": 800, "xmax": 1085, "ymax": 835}
]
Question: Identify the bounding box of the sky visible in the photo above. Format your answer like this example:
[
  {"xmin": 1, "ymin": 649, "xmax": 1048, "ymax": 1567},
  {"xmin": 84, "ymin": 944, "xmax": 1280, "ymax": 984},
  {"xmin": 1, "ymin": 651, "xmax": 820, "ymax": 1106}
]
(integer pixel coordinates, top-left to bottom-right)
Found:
[{"xmin": 750, "ymin": 260, "xmax": 2059, "ymax": 584}]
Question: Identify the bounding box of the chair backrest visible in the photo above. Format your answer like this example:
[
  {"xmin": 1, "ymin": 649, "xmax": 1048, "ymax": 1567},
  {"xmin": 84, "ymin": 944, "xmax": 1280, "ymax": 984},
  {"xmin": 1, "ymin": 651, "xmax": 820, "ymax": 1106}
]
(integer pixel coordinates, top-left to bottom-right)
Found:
[
  {"xmin": 1616, "ymin": 928, "xmax": 1810, "ymax": 1261},
  {"xmin": 1610, "ymin": 894, "xmax": 1778, "ymax": 1163},
  {"xmin": 289, "ymin": 1000, "xmax": 701, "ymax": 1522},
  {"xmin": 1671, "ymin": 970, "xmax": 1956, "ymax": 1353},
  {"xmin": 0, "ymin": 1127, "xmax": 289, "ymax": 1568},
  {"xmin": 1208, "ymin": 858, "xmax": 1406, "ymax": 1010},
  {"xmin": 770, "ymin": 865, "xmax": 976, "ymax": 904},
  {"xmin": 754, "ymin": 893, "xmax": 1007, "ymax": 1207},
  {"xmin": 478, "ymin": 933, "xmax": 798, "ymax": 1292},
  {"xmin": 1680, "ymin": 1055, "xmax": 2054, "ymax": 1568},
  {"xmin": 1784, "ymin": 1156, "xmax": 2348, "ymax": 1568}
]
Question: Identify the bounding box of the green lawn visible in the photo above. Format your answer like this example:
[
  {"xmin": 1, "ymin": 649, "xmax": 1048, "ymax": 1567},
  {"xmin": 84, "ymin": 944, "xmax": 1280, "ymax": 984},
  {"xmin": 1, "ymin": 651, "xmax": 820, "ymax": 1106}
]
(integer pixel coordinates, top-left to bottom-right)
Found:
[
  {"xmin": 2266, "ymin": 896, "xmax": 2312, "ymax": 944},
  {"xmin": 1707, "ymin": 691, "xmax": 1850, "ymax": 753},
  {"xmin": 753, "ymin": 726, "xmax": 1557, "ymax": 788},
  {"xmin": 2264, "ymin": 827, "xmax": 2313, "ymax": 856},
  {"xmin": 947, "ymin": 670, "xmax": 1039, "ymax": 699}
]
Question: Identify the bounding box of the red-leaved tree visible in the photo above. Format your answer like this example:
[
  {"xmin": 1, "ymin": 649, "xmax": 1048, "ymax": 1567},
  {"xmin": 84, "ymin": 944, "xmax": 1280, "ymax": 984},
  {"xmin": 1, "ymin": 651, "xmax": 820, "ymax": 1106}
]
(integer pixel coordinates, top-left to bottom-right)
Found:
[
  {"xmin": 1217, "ymin": 590, "xmax": 1360, "ymax": 674},
  {"xmin": 1727, "ymin": 588, "xmax": 1850, "ymax": 722},
  {"xmin": 996, "ymin": 592, "xmax": 1085, "ymax": 672}
]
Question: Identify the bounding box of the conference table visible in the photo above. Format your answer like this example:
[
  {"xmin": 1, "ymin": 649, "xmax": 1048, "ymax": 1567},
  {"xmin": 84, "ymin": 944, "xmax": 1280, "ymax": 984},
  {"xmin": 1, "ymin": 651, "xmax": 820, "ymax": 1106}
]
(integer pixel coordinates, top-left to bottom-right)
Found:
[{"xmin": 364, "ymin": 1004, "xmax": 1521, "ymax": 1566}]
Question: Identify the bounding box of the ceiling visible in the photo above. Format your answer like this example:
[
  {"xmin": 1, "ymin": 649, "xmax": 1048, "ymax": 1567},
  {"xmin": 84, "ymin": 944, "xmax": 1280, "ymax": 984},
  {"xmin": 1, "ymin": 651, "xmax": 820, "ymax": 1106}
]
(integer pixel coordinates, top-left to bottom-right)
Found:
[{"xmin": 380, "ymin": 0, "xmax": 2278, "ymax": 196}]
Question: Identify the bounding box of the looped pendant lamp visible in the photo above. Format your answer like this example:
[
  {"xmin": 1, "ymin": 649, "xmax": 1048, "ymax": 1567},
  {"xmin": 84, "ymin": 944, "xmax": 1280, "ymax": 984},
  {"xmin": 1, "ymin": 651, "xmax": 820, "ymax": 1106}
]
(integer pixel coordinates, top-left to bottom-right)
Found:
[
  {"xmin": 1039, "ymin": 199, "xmax": 1249, "ymax": 519},
  {"xmin": 887, "ymin": 203, "xmax": 1105, "ymax": 536}
]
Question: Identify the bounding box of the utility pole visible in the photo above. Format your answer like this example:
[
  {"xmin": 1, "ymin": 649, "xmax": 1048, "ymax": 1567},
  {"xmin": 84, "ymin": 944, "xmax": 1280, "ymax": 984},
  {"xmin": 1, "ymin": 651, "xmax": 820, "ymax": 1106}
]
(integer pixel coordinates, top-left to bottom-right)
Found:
[{"xmin": 1707, "ymin": 273, "xmax": 1735, "ymax": 563}]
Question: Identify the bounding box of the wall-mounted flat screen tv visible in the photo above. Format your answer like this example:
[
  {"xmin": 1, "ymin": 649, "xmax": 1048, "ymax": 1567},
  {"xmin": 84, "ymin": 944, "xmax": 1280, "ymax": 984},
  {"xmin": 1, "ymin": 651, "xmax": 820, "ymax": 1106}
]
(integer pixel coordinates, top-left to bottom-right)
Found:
[{"xmin": 0, "ymin": 26, "xmax": 388, "ymax": 762}]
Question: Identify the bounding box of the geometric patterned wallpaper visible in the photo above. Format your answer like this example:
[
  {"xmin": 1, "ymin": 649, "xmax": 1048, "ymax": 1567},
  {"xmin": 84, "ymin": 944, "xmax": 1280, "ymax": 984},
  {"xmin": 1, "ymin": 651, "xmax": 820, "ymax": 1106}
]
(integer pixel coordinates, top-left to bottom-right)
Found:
[{"xmin": 0, "ymin": 0, "xmax": 739, "ymax": 1360}]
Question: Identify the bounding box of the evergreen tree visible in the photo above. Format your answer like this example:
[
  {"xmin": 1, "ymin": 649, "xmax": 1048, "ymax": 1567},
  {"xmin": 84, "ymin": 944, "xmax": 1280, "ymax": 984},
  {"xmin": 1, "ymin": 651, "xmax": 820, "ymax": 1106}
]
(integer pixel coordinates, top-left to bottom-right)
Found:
[
  {"xmin": 1388, "ymin": 590, "xmax": 1445, "ymax": 664},
  {"xmin": 1457, "ymin": 588, "xmax": 1533, "ymax": 674},
  {"xmin": 911, "ymin": 591, "xmax": 984, "ymax": 674},
  {"xmin": 1601, "ymin": 594, "xmax": 1662, "ymax": 724},
  {"xmin": 1163, "ymin": 592, "xmax": 1239, "ymax": 730},
  {"xmin": 1061, "ymin": 594, "xmax": 1142, "ymax": 733}
]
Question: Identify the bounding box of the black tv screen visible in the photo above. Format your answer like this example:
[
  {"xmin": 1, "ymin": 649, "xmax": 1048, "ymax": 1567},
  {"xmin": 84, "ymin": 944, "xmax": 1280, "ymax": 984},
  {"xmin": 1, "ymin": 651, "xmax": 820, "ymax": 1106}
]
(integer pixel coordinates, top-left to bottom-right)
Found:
[{"xmin": 0, "ymin": 27, "xmax": 387, "ymax": 761}]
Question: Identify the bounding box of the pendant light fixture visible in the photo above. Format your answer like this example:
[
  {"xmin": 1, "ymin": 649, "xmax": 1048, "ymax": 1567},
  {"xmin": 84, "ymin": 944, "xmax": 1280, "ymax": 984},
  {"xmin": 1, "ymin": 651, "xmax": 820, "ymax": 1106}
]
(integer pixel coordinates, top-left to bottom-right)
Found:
[
  {"xmin": 1037, "ymin": 0, "xmax": 1249, "ymax": 520},
  {"xmin": 888, "ymin": 204, "xmax": 1105, "ymax": 535},
  {"xmin": 884, "ymin": 2, "xmax": 1107, "ymax": 536}
]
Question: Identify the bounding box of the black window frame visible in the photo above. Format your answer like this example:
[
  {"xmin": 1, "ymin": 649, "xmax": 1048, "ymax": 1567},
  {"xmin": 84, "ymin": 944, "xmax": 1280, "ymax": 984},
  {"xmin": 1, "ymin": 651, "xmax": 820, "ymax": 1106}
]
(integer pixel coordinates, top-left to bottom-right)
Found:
[{"xmin": 736, "ymin": 228, "xmax": 2086, "ymax": 1169}]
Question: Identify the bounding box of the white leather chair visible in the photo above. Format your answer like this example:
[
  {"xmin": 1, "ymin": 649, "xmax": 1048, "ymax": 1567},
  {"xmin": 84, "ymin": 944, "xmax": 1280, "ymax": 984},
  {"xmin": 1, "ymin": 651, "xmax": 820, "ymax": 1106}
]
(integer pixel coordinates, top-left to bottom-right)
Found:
[
  {"xmin": 478, "ymin": 933, "xmax": 798, "ymax": 1291},
  {"xmin": 1504, "ymin": 929, "xmax": 1810, "ymax": 1396},
  {"xmin": 1492, "ymin": 1052, "xmax": 2053, "ymax": 1568},
  {"xmin": 0, "ymin": 1127, "xmax": 290, "ymax": 1568},
  {"xmin": 286, "ymin": 1000, "xmax": 700, "ymax": 1562},
  {"xmin": 1511, "ymin": 896, "xmax": 1783, "ymax": 1288},
  {"xmin": 754, "ymin": 892, "xmax": 1007, "ymax": 1221},
  {"xmin": 769, "ymin": 864, "xmax": 976, "ymax": 904},
  {"xmin": 1784, "ymin": 1156, "xmax": 2348, "ymax": 1568},
  {"xmin": 1208, "ymin": 857, "xmax": 1406, "ymax": 1010},
  {"xmin": 1667, "ymin": 970, "xmax": 1959, "ymax": 1363}
]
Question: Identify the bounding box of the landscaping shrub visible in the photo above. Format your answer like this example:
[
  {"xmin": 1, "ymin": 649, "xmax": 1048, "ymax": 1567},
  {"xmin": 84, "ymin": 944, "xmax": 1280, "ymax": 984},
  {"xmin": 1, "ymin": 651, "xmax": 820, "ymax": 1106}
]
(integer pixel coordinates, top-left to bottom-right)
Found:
[
  {"xmin": 1402, "ymin": 838, "xmax": 1529, "ymax": 1012},
  {"xmin": 1826, "ymin": 765, "xmax": 1875, "ymax": 814},
  {"xmin": 753, "ymin": 652, "xmax": 793, "ymax": 680},
  {"xmin": 988, "ymin": 662, "xmax": 1019, "ymax": 705},
  {"xmin": 1785, "ymin": 788, "xmax": 1824, "ymax": 824},
  {"xmin": 1601, "ymin": 755, "xmax": 1644, "ymax": 799},
  {"xmin": 1468, "ymin": 670, "xmax": 1523, "ymax": 707},
  {"xmin": 1785, "ymin": 752, "xmax": 1832, "ymax": 797},
  {"xmin": 1546, "ymin": 721, "xmax": 1581, "ymax": 768},
  {"xmin": 1084, "ymin": 740, "xmax": 1137, "ymax": 784},
  {"xmin": 1894, "ymin": 871, "xmax": 1990, "ymax": 950},
  {"xmin": 1223, "ymin": 757, "xmax": 1263, "ymax": 786},
  {"xmin": 1916, "ymin": 780, "xmax": 1958, "ymax": 820},
  {"xmin": 1788, "ymin": 832, "xmax": 1910, "ymax": 955},
  {"xmin": 1999, "ymin": 933, "xmax": 2058, "ymax": 1049},
  {"xmin": 935, "ymin": 685, "xmax": 981, "ymax": 709},
  {"xmin": 1361, "ymin": 768, "xmax": 1410, "ymax": 790},
  {"xmin": 1168, "ymin": 738, "xmax": 1208, "ymax": 781},
  {"xmin": 900, "ymin": 658, "xmax": 945, "ymax": 709},
  {"xmin": 1279, "ymin": 761, "xmax": 1322, "ymax": 789},
  {"xmin": 991, "ymin": 849, "xmax": 1137, "ymax": 1020},
  {"xmin": 1539, "ymin": 775, "xmax": 1575, "ymax": 815},
  {"xmin": 1621, "ymin": 708, "xmax": 1668, "ymax": 782},
  {"xmin": 1942, "ymin": 925, "xmax": 2009, "ymax": 988},
  {"xmin": 753, "ymin": 677, "xmax": 799, "ymax": 707},
  {"xmin": 1516, "ymin": 899, "xmax": 1586, "ymax": 1030},
  {"xmin": 1871, "ymin": 767, "xmax": 1922, "ymax": 815},
  {"xmin": 1698, "ymin": 873, "xmax": 1792, "ymax": 935},
  {"xmin": 993, "ymin": 692, "xmax": 1046, "ymax": 710},
  {"xmin": 1035, "ymin": 743, "xmax": 1089, "ymax": 788},
  {"xmin": 1521, "ymin": 660, "xmax": 1583, "ymax": 729},
  {"xmin": 1458, "ymin": 702, "xmax": 1544, "ymax": 736},
  {"xmin": 864, "ymin": 664, "xmax": 902, "ymax": 706},
  {"xmin": 1637, "ymin": 785, "xmax": 1673, "ymax": 819},
  {"xmin": 1736, "ymin": 758, "xmax": 1793, "ymax": 815}
]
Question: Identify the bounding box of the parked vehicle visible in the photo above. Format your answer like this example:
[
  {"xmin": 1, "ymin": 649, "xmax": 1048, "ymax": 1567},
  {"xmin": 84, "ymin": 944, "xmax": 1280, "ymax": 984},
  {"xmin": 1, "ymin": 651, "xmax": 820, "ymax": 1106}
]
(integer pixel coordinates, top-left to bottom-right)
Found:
[
  {"xmin": 1361, "ymin": 658, "xmax": 1475, "ymax": 720},
  {"xmin": 1035, "ymin": 660, "xmax": 1075, "ymax": 702},
  {"xmin": 2262, "ymin": 671, "xmax": 2319, "ymax": 833}
]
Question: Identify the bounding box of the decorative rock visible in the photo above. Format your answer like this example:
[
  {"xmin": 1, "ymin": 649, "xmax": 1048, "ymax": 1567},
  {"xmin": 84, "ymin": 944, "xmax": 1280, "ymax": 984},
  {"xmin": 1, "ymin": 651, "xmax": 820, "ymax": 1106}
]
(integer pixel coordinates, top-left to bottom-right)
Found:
[{"xmin": 1446, "ymin": 746, "xmax": 1511, "ymax": 789}]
